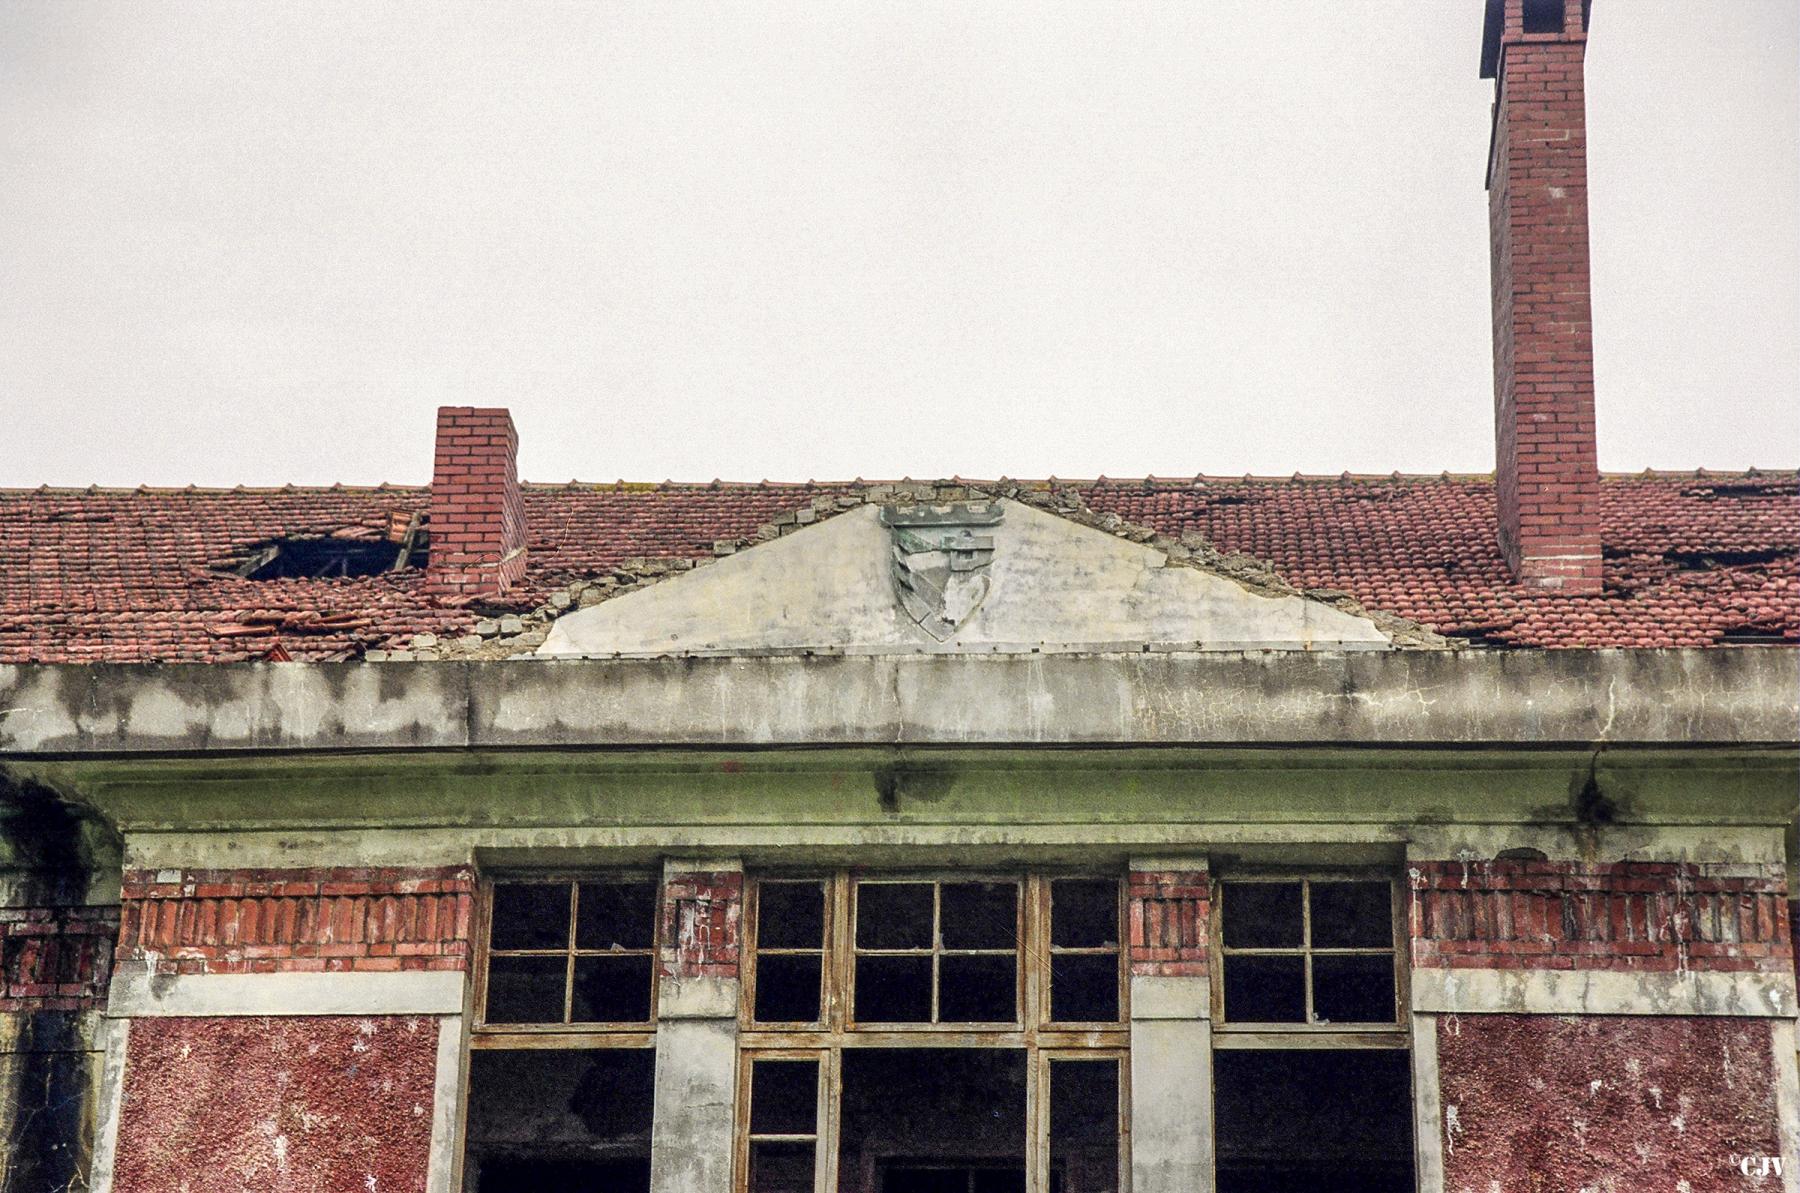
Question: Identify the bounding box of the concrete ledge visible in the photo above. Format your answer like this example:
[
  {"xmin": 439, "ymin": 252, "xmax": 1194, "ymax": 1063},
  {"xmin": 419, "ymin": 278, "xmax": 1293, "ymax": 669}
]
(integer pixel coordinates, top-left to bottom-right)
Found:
[
  {"xmin": 657, "ymin": 976, "xmax": 739, "ymax": 1020},
  {"xmin": 1412, "ymin": 967, "xmax": 1799, "ymax": 1019},
  {"xmin": 106, "ymin": 967, "xmax": 468, "ymax": 1018},
  {"xmin": 3, "ymin": 649, "xmax": 1796, "ymax": 754}
]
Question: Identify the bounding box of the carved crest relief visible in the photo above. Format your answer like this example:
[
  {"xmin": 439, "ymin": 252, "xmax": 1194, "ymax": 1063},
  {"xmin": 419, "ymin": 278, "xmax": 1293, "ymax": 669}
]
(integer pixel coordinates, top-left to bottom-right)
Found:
[{"xmin": 878, "ymin": 502, "xmax": 1003, "ymax": 641}]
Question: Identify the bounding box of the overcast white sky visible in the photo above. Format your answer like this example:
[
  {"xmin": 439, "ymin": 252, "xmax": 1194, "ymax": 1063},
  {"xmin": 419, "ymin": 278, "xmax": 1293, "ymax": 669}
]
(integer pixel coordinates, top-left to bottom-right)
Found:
[{"xmin": 1, "ymin": 2, "xmax": 1794, "ymax": 487}]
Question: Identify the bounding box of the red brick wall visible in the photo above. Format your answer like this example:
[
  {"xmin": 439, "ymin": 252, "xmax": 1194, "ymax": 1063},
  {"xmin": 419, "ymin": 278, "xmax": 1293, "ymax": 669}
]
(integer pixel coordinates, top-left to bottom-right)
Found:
[
  {"xmin": 116, "ymin": 866, "xmax": 473, "ymax": 975},
  {"xmin": 1410, "ymin": 860, "xmax": 1793, "ymax": 974},
  {"xmin": 0, "ymin": 904, "xmax": 116, "ymax": 1011},
  {"xmin": 660, "ymin": 869, "xmax": 742, "ymax": 980},
  {"xmin": 112, "ymin": 1015, "xmax": 440, "ymax": 1193},
  {"xmin": 1437, "ymin": 1014, "xmax": 1785, "ymax": 1192},
  {"xmin": 1127, "ymin": 868, "xmax": 1209, "ymax": 979},
  {"xmin": 425, "ymin": 405, "xmax": 527, "ymax": 598},
  {"xmin": 1486, "ymin": 0, "xmax": 1601, "ymax": 591}
]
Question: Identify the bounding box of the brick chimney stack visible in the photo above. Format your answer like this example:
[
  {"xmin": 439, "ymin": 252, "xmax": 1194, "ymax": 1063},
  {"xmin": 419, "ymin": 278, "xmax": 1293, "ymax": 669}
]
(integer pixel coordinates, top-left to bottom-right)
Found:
[
  {"xmin": 425, "ymin": 406, "xmax": 527, "ymax": 598},
  {"xmin": 1481, "ymin": 0, "xmax": 1602, "ymax": 592}
]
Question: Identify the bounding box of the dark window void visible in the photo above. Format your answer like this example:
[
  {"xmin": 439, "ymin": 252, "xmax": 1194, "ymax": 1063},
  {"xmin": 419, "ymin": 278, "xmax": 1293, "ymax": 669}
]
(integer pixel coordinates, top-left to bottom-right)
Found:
[
  {"xmin": 748, "ymin": 1058, "xmax": 822, "ymax": 1193},
  {"xmin": 840, "ymin": 1051, "xmax": 1026, "ymax": 1193},
  {"xmin": 1522, "ymin": 0, "xmax": 1564, "ymax": 33},
  {"xmin": 1214, "ymin": 1050, "xmax": 1414, "ymax": 1193},
  {"xmin": 1218, "ymin": 879, "xmax": 1396, "ymax": 1026},
  {"xmin": 1049, "ymin": 1060, "xmax": 1121, "ymax": 1193},
  {"xmin": 755, "ymin": 881, "xmax": 828, "ymax": 1024},
  {"xmin": 485, "ymin": 880, "xmax": 659, "ymax": 1025},
  {"xmin": 463, "ymin": 1049, "xmax": 654, "ymax": 1193},
  {"xmin": 853, "ymin": 881, "xmax": 1020, "ymax": 1025},
  {"xmin": 1049, "ymin": 880, "xmax": 1121, "ymax": 1023}
]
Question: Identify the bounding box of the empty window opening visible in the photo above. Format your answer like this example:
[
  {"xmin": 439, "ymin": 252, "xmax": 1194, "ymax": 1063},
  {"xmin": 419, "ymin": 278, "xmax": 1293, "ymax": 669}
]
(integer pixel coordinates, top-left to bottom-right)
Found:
[
  {"xmin": 463, "ymin": 1048, "xmax": 655, "ymax": 1192},
  {"xmin": 1521, "ymin": 0, "xmax": 1564, "ymax": 34},
  {"xmin": 483, "ymin": 879, "xmax": 659, "ymax": 1026},
  {"xmin": 746, "ymin": 1057, "xmax": 824, "ymax": 1193},
  {"xmin": 853, "ymin": 881, "xmax": 1019, "ymax": 1025},
  {"xmin": 1048, "ymin": 879, "xmax": 1122, "ymax": 1023},
  {"xmin": 754, "ymin": 880, "xmax": 828, "ymax": 1024},
  {"xmin": 1217, "ymin": 879, "xmax": 1398, "ymax": 1027},
  {"xmin": 1048, "ymin": 1059, "xmax": 1121, "ymax": 1193},
  {"xmin": 840, "ymin": 1051, "xmax": 1027, "ymax": 1193},
  {"xmin": 1213, "ymin": 1050, "xmax": 1414, "ymax": 1193}
]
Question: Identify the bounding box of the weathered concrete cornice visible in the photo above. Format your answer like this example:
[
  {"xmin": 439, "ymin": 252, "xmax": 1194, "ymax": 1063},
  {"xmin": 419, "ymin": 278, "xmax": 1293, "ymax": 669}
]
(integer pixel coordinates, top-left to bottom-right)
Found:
[{"xmin": 2, "ymin": 649, "xmax": 1794, "ymax": 755}]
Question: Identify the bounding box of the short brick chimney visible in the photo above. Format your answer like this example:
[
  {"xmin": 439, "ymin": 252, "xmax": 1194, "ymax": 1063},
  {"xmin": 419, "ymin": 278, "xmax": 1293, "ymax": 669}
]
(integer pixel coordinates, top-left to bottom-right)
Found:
[
  {"xmin": 425, "ymin": 406, "xmax": 526, "ymax": 598},
  {"xmin": 1481, "ymin": 0, "xmax": 1602, "ymax": 592}
]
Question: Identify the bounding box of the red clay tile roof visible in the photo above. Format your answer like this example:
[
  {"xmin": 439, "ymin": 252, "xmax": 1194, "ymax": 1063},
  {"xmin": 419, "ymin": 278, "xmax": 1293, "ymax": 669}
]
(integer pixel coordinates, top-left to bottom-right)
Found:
[{"xmin": 0, "ymin": 473, "xmax": 1794, "ymax": 662}]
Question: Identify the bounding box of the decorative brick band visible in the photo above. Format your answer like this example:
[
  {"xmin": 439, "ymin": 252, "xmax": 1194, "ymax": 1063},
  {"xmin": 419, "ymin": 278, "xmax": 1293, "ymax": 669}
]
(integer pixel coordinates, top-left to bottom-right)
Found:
[
  {"xmin": 659, "ymin": 870, "xmax": 743, "ymax": 980},
  {"xmin": 1128, "ymin": 869, "xmax": 1210, "ymax": 979},
  {"xmin": 1410, "ymin": 861, "xmax": 1793, "ymax": 974},
  {"xmin": 0, "ymin": 904, "xmax": 118, "ymax": 1012},
  {"xmin": 117, "ymin": 867, "xmax": 474, "ymax": 976}
]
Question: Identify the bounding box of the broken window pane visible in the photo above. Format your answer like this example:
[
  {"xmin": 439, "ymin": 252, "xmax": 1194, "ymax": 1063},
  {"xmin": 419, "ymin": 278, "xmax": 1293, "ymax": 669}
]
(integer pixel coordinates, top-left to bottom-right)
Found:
[
  {"xmin": 1051, "ymin": 881, "xmax": 1118, "ymax": 949},
  {"xmin": 755, "ymin": 954, "xmax": 823, "ymax": 1023},
  {"xmin": 491, "ymin": 883, "xmax": 571, "ymax": 950},
  {"xmin": 1221, "ymin": 954, "xmax": 1306, "ymax": 1023},
  {"xmin": 576, "ymin": 880, "xmax": 658, "ymax": 950},
  {"xmin": 856, "ymin": 955, "xmax": 933, "ymax": 1023},
  {"xmin": 571, "ymin": 954, "xmax": 654, "ymax": 1023},
  {"xmin": 750, "ymin": 1059, "xmax": 819, "ymax": 1136},
  {"xmin": 1220, "ymin": 882, "xmax": 1303, "ymax": 948},
  {"xmin": 939, "ymin": 954, "xmax": 1016, "ymax": 1023},
  {"xmin": 486, "ymin": 955, "xmax": 567, "ymax": 1023},
  {"xmin": 1311, "ymin": 954, "xmax": 1397, "ymax": 1024},
  {"xmin": 760, "ymin": 882, "xmax": 826, "ymax": 949},
  {"xmin": 857, "ymin": 883, "xmax": 934, "ymax": 949},
  {"xmin": 1309, "ymin": 882, "xmax": 1392, "ymax": 949},
  {"xmin": 464, "ymin": 1049, "xmax": 654, "ymax": 1191},
  {"xmin": 1049, "ymin": 953, "xmax": 1119, "ymax": 1023},
  {"xmin": 1049, "ymin": 1060, "xmax": 1120, "ymax": 1193},
  {"xmin": 840, "ymin": 1051, "xmax": 1026, "ymax": 1193},
  {"xmin": 940, "ymin": 882, "xmax": 1017, "ymax": 949},
  {"xmin": 1213, "ymin": 1049, "xmax": 1413, "ymax": 1193}
]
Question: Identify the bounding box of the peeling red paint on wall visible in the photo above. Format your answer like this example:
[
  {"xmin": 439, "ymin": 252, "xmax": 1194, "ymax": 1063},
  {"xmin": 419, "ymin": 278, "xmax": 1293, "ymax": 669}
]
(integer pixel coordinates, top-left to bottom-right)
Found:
[
  {"xmin": 112, "ymin": 1015, "xmax": 440, "ymax": 1193},
  {"xmin": 1127, "ymin": 869, "xmax": 1209, "ymax": 978},
  {"xmin": 1436, "ymin": 1014, "xmax": 1784, "ymax": 1192},
  {"xmin": 660, "ymin": 870, "xmax": 743, "ymax": 980}
]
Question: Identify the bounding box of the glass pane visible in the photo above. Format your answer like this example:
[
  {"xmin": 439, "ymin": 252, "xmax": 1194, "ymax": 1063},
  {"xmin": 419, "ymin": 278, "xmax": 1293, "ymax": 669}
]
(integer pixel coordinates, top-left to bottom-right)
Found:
[
  {"xmin": 754, "ymin": 954, "xmax": 823, "ymax": 1023},
  {"xmin": 939, "ymin": 954, "xmax": 1017, "ymax": 1023},
  {"xmin": 1221, "ymin": 954, "xmax": 1305, "ymax": 1024},
  {"xmin": 485, "ymin": 955, "xmax": 566, "ymax": 1023},
  {"xmin": 856, "ymin": 883, "xmax": 934, "ymax": 949},
  {"xmin": 1051, "ymin": 880, "xmax": 1119, "ymax": 949},
  {"xmin": 759, "ymin": 881, "xmax": 827, "ymax": 950},
  {"xmin": 1220, "ymin": 882, "xmax": 1303, "ymax": 949},
  {"xmin": 1312, "ymin": 954, "xmax": 1398, "ymax": 1024},
  {"xmin": 750, "ymin": 1141, "xmax": 816, "ymax": 1193},
  {"xmin": 940, "ymin": 882, "xmax": 1017, "ymax": 949},
  {"xmin": 1050, "ymin": 1060, "xmax": 1120, "ymax": 1193},
  {"xmin": 854, "ymin": 955, "xmax": 933, "ymax": 1023},
  {"xmin": 1310, "ymin": 882, "xmax": 1393, "ymax": 949},
  {"xmin": 751, "ymin": 1059, "xmax": 819, "ymax": 1136},
  {"xmin": 465, "ymin": 1049, "xmax": 654, "ymax": 1190},
  {"xmin": 571, "ymin": 954, "xmax": 654, "ymax": 1023},
  {"xmin": 576, "ymin": 880, "xmax": 658, "ymax": 950},
  {"xmin": 1049, "ymin": 953, "xmax": 1120, "ymax": 1023},
  {"xmin": 490, "ymin": 883, "xmax": 570, "ymax": 951}
]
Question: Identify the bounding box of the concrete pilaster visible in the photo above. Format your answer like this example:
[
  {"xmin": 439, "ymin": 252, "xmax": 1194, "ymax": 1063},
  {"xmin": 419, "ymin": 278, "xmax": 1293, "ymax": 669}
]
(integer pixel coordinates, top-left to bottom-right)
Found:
[
  {"xmin": 649, "ymin": 860, "xmax": 743, "ymax": 1193},
  {"xmin": 1128, "ymin": 974, "xmax": 1213, "ymax": 1193}
]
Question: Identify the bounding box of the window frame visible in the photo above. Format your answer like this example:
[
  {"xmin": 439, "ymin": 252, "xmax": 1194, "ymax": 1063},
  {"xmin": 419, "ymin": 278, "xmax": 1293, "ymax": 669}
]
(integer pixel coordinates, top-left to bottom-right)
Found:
[
  {"xmin": 1209, "ymin": 870, "xmax": 1409, "ymax": 1051},
  {"xmin": 471, "ymin": 871, "xmax": 664, "ymax": 1049}
]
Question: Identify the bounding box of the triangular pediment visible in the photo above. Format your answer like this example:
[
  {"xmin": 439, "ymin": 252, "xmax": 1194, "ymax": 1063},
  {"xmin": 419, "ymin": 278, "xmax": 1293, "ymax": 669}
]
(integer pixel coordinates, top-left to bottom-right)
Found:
[{"xmin": 538, "ymin": 499, "xmax": 1391, "ymax": 656}]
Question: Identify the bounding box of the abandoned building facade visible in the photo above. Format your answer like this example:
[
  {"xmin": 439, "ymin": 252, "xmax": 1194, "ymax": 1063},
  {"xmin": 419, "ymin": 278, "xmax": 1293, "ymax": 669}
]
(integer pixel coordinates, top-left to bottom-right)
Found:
[{"xmin": 2, "ymin": 3, "xmax": 1798, "ymax": 1191}]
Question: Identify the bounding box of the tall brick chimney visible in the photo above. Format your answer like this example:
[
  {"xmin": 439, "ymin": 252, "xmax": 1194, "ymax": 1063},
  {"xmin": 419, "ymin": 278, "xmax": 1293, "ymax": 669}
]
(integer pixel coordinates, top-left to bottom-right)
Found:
[
  {"xmin": 1481, "ymin": 0, "xmax": 1602, "ymax": 592},
  {"xmin": 425, "ymin": 406, "xmax": 527, "ymax": 598}
]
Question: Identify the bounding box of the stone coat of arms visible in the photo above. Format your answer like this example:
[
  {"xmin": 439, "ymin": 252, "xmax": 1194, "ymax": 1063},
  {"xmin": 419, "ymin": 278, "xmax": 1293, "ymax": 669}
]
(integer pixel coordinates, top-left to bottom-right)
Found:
[{"xmin": 878, "ymin": 502, "xmax": 1003, "ymax": 641}]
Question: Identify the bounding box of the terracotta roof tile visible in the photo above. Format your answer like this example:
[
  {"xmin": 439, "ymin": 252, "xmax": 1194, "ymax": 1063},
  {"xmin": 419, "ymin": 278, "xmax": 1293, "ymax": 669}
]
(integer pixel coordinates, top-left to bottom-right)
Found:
[{"xmin": 0, "ymin": 473, "xmax": 1793, "ymax": 661}]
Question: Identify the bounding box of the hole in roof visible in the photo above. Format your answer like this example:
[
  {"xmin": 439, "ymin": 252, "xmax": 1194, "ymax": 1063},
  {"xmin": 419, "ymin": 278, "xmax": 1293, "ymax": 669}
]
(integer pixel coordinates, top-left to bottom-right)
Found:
[
  {"xmin": 1441, "ymin": 626, "xmax": 1518, "ymax": 648},
  {"xmin": 223, "ymin": 535, "xmax": 419, "ymax": 580},
  {"xmin": 1521, "ymin": 0, "xmax": 1564, "ymax": 34},
  {"xmin": 1206, "ymin": 494, "xmax": 1263, "ymax": 507},
  {"xmin": 1662, "ymin": 547, "xmax": 1794, "ymax": 572},
  {"xmin": 1718, "ymin": 626, "xmax": 1792, "ymax": 646},
  {"xmin": 1683, "ymin": 481, "xmax": 1796, "ymax": 500}
]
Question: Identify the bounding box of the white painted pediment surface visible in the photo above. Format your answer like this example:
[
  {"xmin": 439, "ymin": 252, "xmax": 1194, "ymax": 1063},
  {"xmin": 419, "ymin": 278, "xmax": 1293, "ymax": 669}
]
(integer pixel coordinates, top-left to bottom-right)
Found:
[{"xmin": 538, "ymin": 500, "xmax": 1391, "ymax": 656}]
